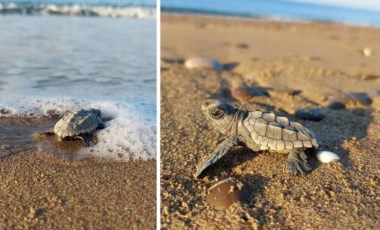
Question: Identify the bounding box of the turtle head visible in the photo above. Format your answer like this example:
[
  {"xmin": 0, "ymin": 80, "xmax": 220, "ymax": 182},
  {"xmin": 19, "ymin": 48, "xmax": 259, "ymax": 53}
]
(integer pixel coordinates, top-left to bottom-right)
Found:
[{"xmin": 202, "ymin": 100, "xmax": 239, "ymax": 134}]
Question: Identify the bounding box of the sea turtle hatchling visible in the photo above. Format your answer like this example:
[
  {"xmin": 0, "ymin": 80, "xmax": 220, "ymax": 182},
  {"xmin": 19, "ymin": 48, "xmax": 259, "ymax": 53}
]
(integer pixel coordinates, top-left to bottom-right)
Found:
[
  {"xmin": 195, "ymin": 100, "xmax": 320, "ymax": 178},
  {"xmin": 42, "ymin": 108, "xmax": 105, "ymax": 146}
]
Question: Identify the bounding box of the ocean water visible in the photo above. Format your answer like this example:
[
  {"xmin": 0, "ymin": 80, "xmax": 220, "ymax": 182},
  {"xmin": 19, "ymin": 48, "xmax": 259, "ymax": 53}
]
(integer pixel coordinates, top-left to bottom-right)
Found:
[
  {"xmin": 161, "ymin": 0, "xmax": 380, "ymax": 27},
  {"xmin": 0, "ymin": 13, "xmax": 156, "ymax": 160}
]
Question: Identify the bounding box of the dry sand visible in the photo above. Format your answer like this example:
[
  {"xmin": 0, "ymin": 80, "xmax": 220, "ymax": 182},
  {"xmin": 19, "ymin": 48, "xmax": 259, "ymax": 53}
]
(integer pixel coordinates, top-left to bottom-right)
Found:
[
  {"xmin": 161, "ymin": 14, "xmax": 380, "ymax": 229},
  {"xmin": 0, "ymin": 117, "xmax": 156, "ymax": 229}
]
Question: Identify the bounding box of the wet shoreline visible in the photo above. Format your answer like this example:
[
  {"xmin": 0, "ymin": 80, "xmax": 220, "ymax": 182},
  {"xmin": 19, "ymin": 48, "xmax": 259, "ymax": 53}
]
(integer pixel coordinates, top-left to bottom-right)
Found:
[{"xmin": 0, "ymin": 116, "xmax": 156, "ymax": 229}]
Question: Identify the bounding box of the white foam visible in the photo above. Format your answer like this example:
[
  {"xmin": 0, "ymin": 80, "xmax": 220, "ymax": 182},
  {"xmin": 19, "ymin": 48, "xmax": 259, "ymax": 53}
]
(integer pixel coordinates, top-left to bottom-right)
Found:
[
  {"xmin": 0, "ymin": 3, "xmax": 156, "ymax": 18},
  {"xmin": 0, "ymin": 96, "xmax": 156, "ymax": 160}
]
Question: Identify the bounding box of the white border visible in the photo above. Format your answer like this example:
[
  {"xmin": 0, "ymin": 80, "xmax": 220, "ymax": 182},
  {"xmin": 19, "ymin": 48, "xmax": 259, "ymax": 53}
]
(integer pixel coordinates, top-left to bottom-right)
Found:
[{"xmin": 156, "ymin": 0, "xmax": 161, "ymax": 229}]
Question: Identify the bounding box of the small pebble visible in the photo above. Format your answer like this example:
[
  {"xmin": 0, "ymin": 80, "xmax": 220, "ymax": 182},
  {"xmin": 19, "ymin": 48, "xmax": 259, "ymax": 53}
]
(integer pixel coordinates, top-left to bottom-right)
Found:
[
  {"xmin": 0, "ymin": 108, "xmax": 11, "ymax": 115},
  {"xmin": 328, "ymin": 92, "xmax": 372, "ymax": 109},
  {"xmin": 316, "ymin": 151, "xmax": 340, "ymax": 163},
  {"xmin": 327, "ymin": 101, "xmax": 346, "ymax": 110},
  {"xmin": 295, "ymin": 108, "xmax": 326, "ymax": 121},
  {"xmin": 0, "ymin": 144, "xmax": 10, "ymax": 150},
  {"xmin": 368, "ymin": 89, "xmax": 380, "ymax": 98},
  {"xmin": 206, "ymin": 178, "xmax": 249, "ymax": 209},
  {"xmin": 347, "ymin": 92, "xmax": 372, "ymax": 105},
  {"xmin": 362, "ymin": 47, "xmax": 372, "ymax": 57},
  {"xmin": 270, "ymin": 88, "xmax": 302, "ymax": 97},
  {"xmin": 28, "ymin": 208, "xmax": 36, "ymax": 219},
  {"xmin": 232, "ymin": 84, "xmax": 268, "ymax": 101},
  {"xmin": 236, "ymin": 43, "xmax": 249, "ymax": 49},
  {"xmin": 360, "ymin": 74, "xmax": 379, "ymax": 81},
  {"xmin": 184, "ymin": 57, "xmax": 223, "ymax": 71}
]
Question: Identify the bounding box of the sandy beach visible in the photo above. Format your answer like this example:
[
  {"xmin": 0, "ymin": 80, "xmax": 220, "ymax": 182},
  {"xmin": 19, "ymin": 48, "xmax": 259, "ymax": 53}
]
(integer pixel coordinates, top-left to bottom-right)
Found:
[
  {"xmin": 0, "ymin": 117, "xmax": 156, "ymax": 229},
  {"xmin": 161, "ymin": 14, "xmax": 380, "ymax": 229}
]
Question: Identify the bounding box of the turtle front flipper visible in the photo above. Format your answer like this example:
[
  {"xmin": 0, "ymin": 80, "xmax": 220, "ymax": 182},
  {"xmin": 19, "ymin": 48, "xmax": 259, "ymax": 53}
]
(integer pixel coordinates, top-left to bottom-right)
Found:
[
  {"xmin": 286, "ymin": 150, "xmax": 312, "ymax": 175},
  {"xmin": 76, "ymin": 134, "xmax": 96, "ymax": 147},
  {"xmin": 195, "ymin": 136, "xmax": 240, "ymax": 178}
]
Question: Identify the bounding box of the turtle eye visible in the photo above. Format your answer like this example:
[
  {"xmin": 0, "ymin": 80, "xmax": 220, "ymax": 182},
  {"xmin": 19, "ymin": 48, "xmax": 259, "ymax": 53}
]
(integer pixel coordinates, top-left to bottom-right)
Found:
[{"xmin": 210, "ymin": 108, "xmax": 224, "ymax": 118}]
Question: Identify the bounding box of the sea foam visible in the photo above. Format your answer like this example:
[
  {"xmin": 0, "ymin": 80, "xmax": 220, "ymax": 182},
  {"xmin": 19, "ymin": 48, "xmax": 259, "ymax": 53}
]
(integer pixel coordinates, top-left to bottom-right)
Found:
[
  {"xmin": 0, "ymin": 3, "xmax": 156, "ymax": 18},
  {"xmin": 0, "ymin": 96, "xmax": 156, "ymax": 160}
]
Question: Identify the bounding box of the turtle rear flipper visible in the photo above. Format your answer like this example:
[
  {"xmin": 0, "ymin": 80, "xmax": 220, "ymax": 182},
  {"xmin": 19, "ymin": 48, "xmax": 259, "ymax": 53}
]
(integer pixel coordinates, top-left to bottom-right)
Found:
[
  {"xmin": 97, "ymin": 120, "xmax": 106, "ymax": 129},
  {"xmin": 286, "ymin": 150, "xmax": 311, "ymax": 175},
  {"xmin": 76, "ymin": 134, "xmax": 96, "ymax": 147}
]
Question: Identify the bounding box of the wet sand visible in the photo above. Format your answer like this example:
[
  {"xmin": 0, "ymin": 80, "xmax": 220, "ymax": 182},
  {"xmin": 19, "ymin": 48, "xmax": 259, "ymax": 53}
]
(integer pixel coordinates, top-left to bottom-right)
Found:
[
  {"xmin": 161, "ymin": 14, "xmax": 380, "ymax": 229},
  {"xmin": 0, "ymin": 117, "xmax": 156, "ymax": 229}
]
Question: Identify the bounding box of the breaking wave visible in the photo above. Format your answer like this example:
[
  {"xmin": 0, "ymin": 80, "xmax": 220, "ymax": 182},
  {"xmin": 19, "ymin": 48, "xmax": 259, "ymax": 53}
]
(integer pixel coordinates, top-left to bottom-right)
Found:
[{"xmin": 0, "ymin": 2, "xmax": 156, "ymax": 18}]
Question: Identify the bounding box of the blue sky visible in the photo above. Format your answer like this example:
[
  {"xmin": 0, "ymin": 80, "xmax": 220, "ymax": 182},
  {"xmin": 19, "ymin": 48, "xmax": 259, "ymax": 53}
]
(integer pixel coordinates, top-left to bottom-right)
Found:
[{"xmin": 288, "ymin": 0, "xmax": 380, "ymax": 12}]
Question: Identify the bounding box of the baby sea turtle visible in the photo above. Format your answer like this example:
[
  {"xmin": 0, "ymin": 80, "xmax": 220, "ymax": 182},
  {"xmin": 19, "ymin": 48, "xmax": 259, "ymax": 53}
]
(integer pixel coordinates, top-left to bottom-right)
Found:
[
  {"xmin": 195, "ymin": 100, "xmax": 320, "ymax": 178},
  {"xmin": 42, "ymin": 108, "xmax": 105, "ymax": 146}
]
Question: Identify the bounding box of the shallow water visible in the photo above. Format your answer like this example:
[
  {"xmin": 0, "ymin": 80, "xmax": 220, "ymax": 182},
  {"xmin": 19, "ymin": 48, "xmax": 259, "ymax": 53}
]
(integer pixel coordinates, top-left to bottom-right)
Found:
[{"xmin": 0, "ymin": 16, "xmax": 156, "ymax": 160}]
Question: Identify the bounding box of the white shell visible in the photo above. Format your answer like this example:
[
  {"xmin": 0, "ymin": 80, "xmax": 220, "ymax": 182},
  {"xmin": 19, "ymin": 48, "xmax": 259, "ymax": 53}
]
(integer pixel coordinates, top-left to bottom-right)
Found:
[
  {"xmin": 316, "ymin": 151, "xmax": 340, "ymax": 163},
  {"xmin": 362, "ymin": 47, "xmax": 372, "ymax": 57},
  {"xmin": 184, "ymin": 57, "xmax": 223, "ymax": 71}
]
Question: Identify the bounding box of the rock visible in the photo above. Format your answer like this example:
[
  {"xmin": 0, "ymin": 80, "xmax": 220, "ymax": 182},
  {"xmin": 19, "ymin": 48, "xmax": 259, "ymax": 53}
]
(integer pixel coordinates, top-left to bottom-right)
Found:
[
  {"xmin": 295, "ymin": 108, "xmax": 326, "ymax": 121},
  {"xmin": 28, "ymin": 208, "xmax": 36, "ymax": 219},
  {"xmin": 328, "ymin": 92, "xmax": 372, "ymax": 109},
  {"xmin": 368, "ymin": 89, "xmax": 380, "ymax": 98},
  {"xmin": 236, "ymin": 43, "xmax": 249, "ymax": 49},
  {"xmin": 0, "ymin": 108, "xmax": 11, "ymax": 115},
  {"xmin": 328, "ymin": 101, "xmax": 346, "ymax": 110},
  {"xmin": 206, "ymin": 178, "xmax": 250, "ymax": 209},
  {"xmin": 360, "ymin": 74, "xmax": 379, "ymax": 81},
  {"xmin": 0, "ymin": 144, "xmax": 10, "ymax": 150},
  {"xmin": 269, "ymin": 88, "xmax": 302, "ymax": 97},
  {"xmin": 347, "ymin": 92, "xmax": 372, "ymax": 105},
  {"xmin": 184, "ymin": 57, "xmax": 223, "ymax": 71},
  {"xmin": 362, "ymin": 47, "xmax": 372, "ymax": 57},
  {"xmin": 232, "ymin": 83, "xmax": 269, "ymax": 101}
]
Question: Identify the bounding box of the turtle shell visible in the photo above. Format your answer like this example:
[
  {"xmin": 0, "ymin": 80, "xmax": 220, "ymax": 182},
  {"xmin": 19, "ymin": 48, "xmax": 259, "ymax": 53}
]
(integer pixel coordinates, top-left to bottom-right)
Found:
[
  {"xmin": 242, "ymin": 111, "xmax": 319, "ymax": 151},
  {"xmin": 54, "ymin": 109, "xmax": 100, "ymax": 138}
]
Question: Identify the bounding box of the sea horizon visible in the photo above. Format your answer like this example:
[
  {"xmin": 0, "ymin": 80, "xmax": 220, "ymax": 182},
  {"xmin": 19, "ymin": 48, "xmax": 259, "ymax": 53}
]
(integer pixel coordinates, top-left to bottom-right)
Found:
[{"xmin": 161, "ymin": 0, "xmax": 380, "ymax": 27}]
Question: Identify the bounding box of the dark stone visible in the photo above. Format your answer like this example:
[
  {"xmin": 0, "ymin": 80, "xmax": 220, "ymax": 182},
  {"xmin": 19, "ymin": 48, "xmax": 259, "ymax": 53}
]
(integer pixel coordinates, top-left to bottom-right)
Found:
[
  {"xmin": 360, "ymin": 74, "xmax": 380, "ymax": 81},
  {"xmin": 270, "ymin": 88, "xmax": 302, "ymax": 97},
  {"xmin": 0, "ymin": 108, "xmax": 11, "ymax": 115},
  {"xmin": 295, "ymin": 108, "xmax": 326, "ymax": 121},
  {"xmin": 347, "ymin": 92, "xmax": 372, "ymax": 105},
  {"xmin": 328, "ymin": 101, "xmax": 346, "ymax": 110},
  {"xmin": 236, "ymin": 43, "xmax": 249, "ymax": 49},
  {"xmin": 328, "ymin": 92, "xmax": 372, "ymax": 109}
]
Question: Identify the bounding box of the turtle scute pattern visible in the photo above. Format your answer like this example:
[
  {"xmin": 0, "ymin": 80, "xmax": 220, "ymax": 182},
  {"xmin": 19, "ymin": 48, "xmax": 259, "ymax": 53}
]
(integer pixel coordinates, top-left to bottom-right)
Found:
[
  {"xmin": 54, "ymin": 110, "xmax": 100, "ymax": 138},
  {"xmin": 243, "ymin": 111, "xmax": 319, "ymax": 151}
]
